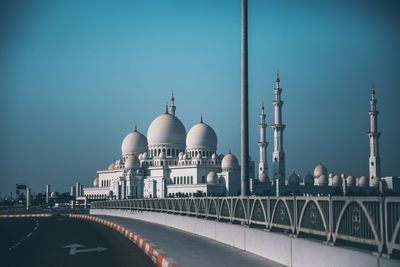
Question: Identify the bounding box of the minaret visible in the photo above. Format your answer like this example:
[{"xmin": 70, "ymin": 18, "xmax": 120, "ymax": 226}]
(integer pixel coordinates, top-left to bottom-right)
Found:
[
  {"xmin": 170, "ymin": 92, "xmax": 176, "ymax": 116},
  {"xmin": 368, "ymin": 88, "xmax": 381, "ymax": 180},
  {"xmin": 240, "ymin": 0, "xmax": 249, "ymax": 196},
  {"xmin": 271, "ymin": 72, "xmax": 285, "ymax": 183},
  {"xmin": 258, "ymin": 102, "xmax": 269, "ymax": 182}
]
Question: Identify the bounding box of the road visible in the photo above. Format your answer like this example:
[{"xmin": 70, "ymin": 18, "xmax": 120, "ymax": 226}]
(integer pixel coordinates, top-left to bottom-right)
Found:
[{"xmin": 0, "ymin": 216, "xmax": 154, "ymax": 267}]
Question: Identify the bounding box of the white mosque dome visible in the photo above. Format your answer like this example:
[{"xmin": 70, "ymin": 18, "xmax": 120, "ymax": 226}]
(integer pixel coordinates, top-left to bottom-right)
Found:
[
  {"xmin": 186, "ymin": 121, "xmax": 217, "ymax": 150},
  {"xmin": 346, "ymin": 175, "xmax": 356, "ymax": 187},
  {"xmin": 211, "ymin": 153, "xmax": 219, "ymax": 161},
  {"xmin": 207, "ymin": 171, "xmax": 218, "ymax": 184},
  {"xmin": 358, "ymin": 176, "xmax": 369, "ymax": 187},
  {"xmin": 332, "ymin": 175, "xmax": 342, "ymax": 187},
  {"xmin": 125, "ymin": 155, "xmax": 140, "ymax": 170},
  {"xmin": 259, "ymin": 172, "xmax": 268, "ymax": 183},
  {"xmin": 147, "ymin": 113, "xmax": 186, "ymax": 147},
  {"xmin": 371, "ymin": 177, "xmax": 380, "ymax": 187},
  {"xmin": 289, "ymin": 172, "xmax": 300, "ymax": 185},
  {"xmin": 107, "ymin": 161, "xmax": 115, "ymax": 171},
  {"xmin": 178, "ymin": 152, "xmax": 184, "ymax": 160},
  {"xmin": 314, "ymin": 163, "xmax": 328, "ymax": 178},
  {"xmin": 304, "ymin": 173, "xmax": 314, "ymax": 186},
  {"xmin": 93, "ymin": 176, "xmax": 99, "ymax": 187},
  {"xmin": 121, "ymin": 129, "xmax": 148, "ymax": 156},
  {"xmin": 221, "ymin": 152, "xmax": 239, "ymax": 170},
  {"xmin": 318, "ymin": 175, "xmax": 328, "ymax": 186},
  {"xmin": 142, "ymin": 152, "xmax": 148, "ymax": 159}
]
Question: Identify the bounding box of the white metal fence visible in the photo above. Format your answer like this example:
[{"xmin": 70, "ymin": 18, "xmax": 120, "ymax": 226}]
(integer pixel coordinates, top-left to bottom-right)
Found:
[{"xmin": 92, "ymin": 196, "xmax": 400, "ymax": 255}]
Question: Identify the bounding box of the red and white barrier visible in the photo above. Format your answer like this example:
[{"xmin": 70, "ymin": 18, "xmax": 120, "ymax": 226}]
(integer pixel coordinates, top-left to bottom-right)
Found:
[{"xmin": 68, "ymin": 214, "xmax": 178, "ymax": 267}]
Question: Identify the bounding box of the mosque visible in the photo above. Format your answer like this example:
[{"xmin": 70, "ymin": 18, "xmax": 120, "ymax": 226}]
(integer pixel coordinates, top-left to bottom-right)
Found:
[
  {"xmin": 81, "ymin": 75, "xmax": 398, "ymax": 201},
  {"xmin": 83, "ymin": 93, "xmax": 254, "ymax": 200}
]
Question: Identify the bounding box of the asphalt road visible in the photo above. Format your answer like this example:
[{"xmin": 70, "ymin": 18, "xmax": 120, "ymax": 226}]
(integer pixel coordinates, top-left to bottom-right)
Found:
[{"xmin": 0, "ymin": 216, "xmax": 154, "ymax": 267}]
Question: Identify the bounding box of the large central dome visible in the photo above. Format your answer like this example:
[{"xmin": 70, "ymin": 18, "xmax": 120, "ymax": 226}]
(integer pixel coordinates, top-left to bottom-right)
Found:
[{"xmin": 147, "ymin": 113, "xmax": 186, "ymax": 147}]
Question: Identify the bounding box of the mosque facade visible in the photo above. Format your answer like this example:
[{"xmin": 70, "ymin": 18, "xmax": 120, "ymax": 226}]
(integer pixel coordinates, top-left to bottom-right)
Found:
[
  {"xmin": 82, "ymin": 76, "xmax": 398, "ymax": 201},
  {"xmin": 83, "ymin": 94, "xmax": 254, "ymax": 200}
]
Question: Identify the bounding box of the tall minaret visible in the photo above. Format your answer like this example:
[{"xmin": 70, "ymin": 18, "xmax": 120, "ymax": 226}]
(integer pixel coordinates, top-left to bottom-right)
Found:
[
  {"xmin": 170, "ymin": 92, "xmax": 176, "ymax": 116},
  {"xmin": 368, "ymin": 88, "xmax": 381, "ymax": 180},
  {"xmin": 271, "ymin": 72, "xmax": 285, "ymax": 183},
  {"xmin": 258, "ymin": 102, "xmax": 269, "ymax": 182}
]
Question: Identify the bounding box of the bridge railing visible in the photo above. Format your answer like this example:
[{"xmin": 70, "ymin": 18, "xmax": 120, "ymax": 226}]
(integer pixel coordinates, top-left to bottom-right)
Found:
[{"xmin": 91, "ymin": 196, "xmax": 400, "ymax": 255}]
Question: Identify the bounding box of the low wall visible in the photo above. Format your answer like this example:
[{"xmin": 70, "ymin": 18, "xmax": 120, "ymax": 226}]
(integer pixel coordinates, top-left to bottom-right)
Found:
[{"xmin": 91, "ymin": 209, "xmax": 399, "ymax": 267}]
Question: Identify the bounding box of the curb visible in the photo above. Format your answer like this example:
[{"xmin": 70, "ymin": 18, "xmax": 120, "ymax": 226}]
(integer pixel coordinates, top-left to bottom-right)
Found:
[
  {"xmin": 0, "ymin": 214, "xmax": 50, "ymax": 218},
  {"xmin": 69, "ymin": 214, "xmax": 178, "ymax": 267}
]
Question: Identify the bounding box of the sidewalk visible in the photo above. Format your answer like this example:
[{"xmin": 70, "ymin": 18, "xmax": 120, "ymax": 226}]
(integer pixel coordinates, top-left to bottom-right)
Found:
[{"xmin": 93, "ymin": 214, "xmax": 286, "ymax": 267}]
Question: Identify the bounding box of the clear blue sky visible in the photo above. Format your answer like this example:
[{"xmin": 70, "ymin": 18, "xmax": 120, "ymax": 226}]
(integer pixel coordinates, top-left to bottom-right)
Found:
[{"xmin": 1, "ymin": 0, "xmax": 399, "ymax": 195}]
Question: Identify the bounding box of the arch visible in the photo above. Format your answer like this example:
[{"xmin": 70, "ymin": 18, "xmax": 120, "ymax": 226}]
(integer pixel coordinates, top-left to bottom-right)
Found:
[
  {"xmin": 219, "ymin": 199, "xmax": 231, "ymax": 219},
  {"xmin": 249, "ymin": 199, "xmax": 267, "ymax": 226},
  {"xmin": 198, "ymin": 199, "xmax": 206, "ymax": 215},
  {"xmin": 233, "ymin": 199, "xmax": 247, "ymax": 222},
  {"xmin": 208, "ymin": 199, "xmax": 218, "ymax": 217},
  {"xmin": 333, "ymin": 200, "xmax": 382, "ymax": 251},
  {"xmin": 297, "ymin": 200, "xmax": 329, "ymax": 236},
  {"xmin": 189, "ymin": 199, "xmax": 198, "ymax": 214},
  {"xmin": 270, "ymin": 199, "xmax": 294, "ymax": 231}
]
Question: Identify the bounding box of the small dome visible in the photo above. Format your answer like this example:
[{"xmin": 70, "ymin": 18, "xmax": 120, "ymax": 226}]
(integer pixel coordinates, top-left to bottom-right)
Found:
[
  {"xmin": 314, "ymin": 163, "xmax": 328, "ymax": 178},
  {"xmin": 147, "ymin": 113, "xmax": 186, "ymax": 147},
  {"xmin": 107, "ymin": 161, "xmax": 115, "ymax": 171},
  {"xmin": 332, "ymin": 175, "xmax": 342, "ymax": 187},
  {"xmin": 138, "ymin": 153, "xmax": 143, "ymax": 160},
  {"xmin": 211, "ymin": 153, "xmax": 219, "ymax": 161},
  {"xmin": 259, "ymin": 172, "xmax": 269, "ymax": 183},
  {"xmin": 186, "ymin": 121, "xmax": 217, "ymax": 150},
  {"xmin": 142, "ymin": 152, "xmax": 148, "ymax": 159},
  {"xmin": 304, "ymin": 173, "xmax": 314, "ymax": 186},
  {"xmin": 207, "ymin": 171, "xmax": 218, "ymax": 184},
  {"xmin": 182, "ymin": 153, "xmax": 188, "ymax": 160},
  {"xmin": 346, "ymin": 176, "xmax": 356, "ymax": 187},
  {"xmin": 221, "ymin": 152, "xmax": 239, "ymax": 170},
  {"xmin": 93, "ymin": 176, "xmax": 99, "ymax": 187},
  {"xmin": 318, "ymin": 175, "xmax": 328, "ymax": 186},
  {"xmin": 371, "ymin": 177, "xmax": 380, "ymax": 187},
  {"xmin": 178, "ymin": 152, "xmax": 184, "ymax": 160},
  {"xmin": 125, "ymin": 155, "xmax": 140, "ymax": 170},
  {"xmin": 159, "ymin": 151, "xmax": 166, "ymax": 159},
  {"xmin": 196, "ymin": 153, "xmax": 201, "ymax": 159},
  {"xmin": 121, "ymin": 129, "xmax": 148, "ymax": 156},
  {"xmin": 289, "ymin": 172, "xmax": 300, "ymax": 185},
  {"xmin": 358, "ymin": 176, "xmax": 369, "ymax": 187}
]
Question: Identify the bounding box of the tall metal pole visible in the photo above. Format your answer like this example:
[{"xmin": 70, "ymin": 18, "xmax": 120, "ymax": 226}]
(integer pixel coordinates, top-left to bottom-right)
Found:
[{"xmin": 241, "ymin": 0, "xmax": 249, "ymax": 196}]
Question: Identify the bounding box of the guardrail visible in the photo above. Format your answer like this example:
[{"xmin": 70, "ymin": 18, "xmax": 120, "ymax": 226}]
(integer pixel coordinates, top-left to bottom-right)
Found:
[{"xmin": 92, "ymin": 196, "xmax": 400, "ymax": 255}]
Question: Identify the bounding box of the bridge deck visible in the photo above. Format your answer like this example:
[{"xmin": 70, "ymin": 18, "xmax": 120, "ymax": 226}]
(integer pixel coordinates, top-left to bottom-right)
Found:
[{"xmin": 94, "ymin": 214, "xmax": 286, "ymax": 267}]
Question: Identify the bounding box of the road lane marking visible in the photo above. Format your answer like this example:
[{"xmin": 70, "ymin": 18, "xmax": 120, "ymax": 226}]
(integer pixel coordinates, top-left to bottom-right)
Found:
[
  {"xmin": 26, "ymin": 232, "xmax": 33, "ymax": 238},
  {"xmin": 8, "ymin": 242, "xmax": 21, "ymax": 250},
  {"xmin": 63, "ymin": 243, "xmax": 107, "ymax": 255}
]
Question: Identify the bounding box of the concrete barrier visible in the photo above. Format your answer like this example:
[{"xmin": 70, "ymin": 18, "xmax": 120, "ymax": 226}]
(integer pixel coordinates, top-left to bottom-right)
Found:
[{"xmin": 91, "ymin": 209, "xmax": 400, "ymax": 267}]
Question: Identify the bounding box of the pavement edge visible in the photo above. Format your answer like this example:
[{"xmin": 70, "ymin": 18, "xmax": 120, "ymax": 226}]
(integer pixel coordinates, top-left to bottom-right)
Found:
[{"xmin": 68, "ymin": 214, "xmax": 179, "ymax": 267}]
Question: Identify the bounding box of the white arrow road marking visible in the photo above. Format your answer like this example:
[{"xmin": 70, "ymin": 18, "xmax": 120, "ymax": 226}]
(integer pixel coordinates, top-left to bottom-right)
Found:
[{"xmin": 63, "ymin": 243, "xmax": 107, "ymax": 255}]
